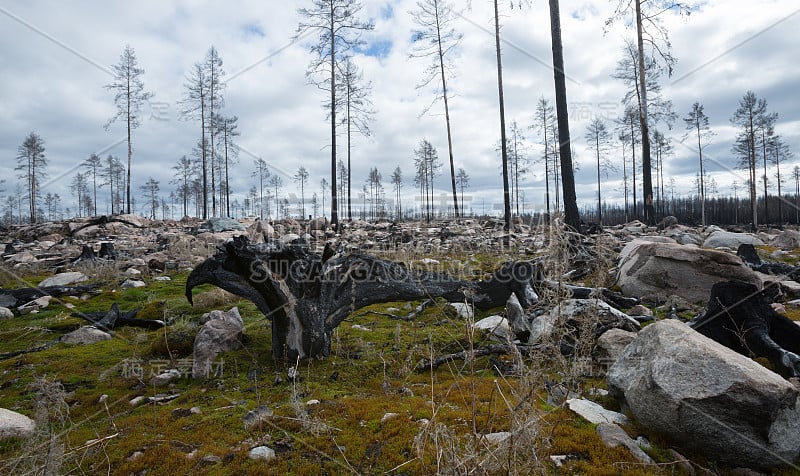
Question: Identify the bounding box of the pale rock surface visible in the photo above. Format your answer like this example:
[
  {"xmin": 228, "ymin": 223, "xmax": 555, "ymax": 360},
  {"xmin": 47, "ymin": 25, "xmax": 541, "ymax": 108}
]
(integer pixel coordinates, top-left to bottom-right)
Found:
[
  {"xmin": 0, "ymin": 408, "xmax": 35, "ymax": 440},
  {"xmin": 616, "ymin": 240, "xmax": 760, "ymax": 303},
  {"xmin": 607, "ymin": 320, "xmax": 800, "ymax": 469}
]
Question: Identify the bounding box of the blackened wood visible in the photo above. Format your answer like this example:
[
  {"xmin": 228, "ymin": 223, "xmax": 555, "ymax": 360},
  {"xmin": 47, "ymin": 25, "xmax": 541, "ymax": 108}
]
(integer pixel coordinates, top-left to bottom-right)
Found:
[{"xmin": 690, "ymin": 280, "xmax": 800, "ymax": 377}]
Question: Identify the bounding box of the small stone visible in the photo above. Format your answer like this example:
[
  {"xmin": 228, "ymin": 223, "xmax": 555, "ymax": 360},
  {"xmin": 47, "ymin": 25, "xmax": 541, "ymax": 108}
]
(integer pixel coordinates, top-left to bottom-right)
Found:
[
  {"xmin": 98, "ymin": 394, "xmax": 108, "ymax": 403},
  {"xmin": 20, "ymin": 296, "xmax": 52, "ymax": 311},
  {"xmin": 150, "ymin": 368, "xmax": 182, "ymax": 386},
  {"xmin": 154, "ymin": 276, "xmax": 172, "ymax": 281},
  {"xmin": 380, "ymin": 412, "xmax": 399, "ymax": 424},
  {"xmin": 248, "ymin": 446, "xmax": 276, "ymax": 461},
  {"xmin": 667, "ymin": 449, "xmax": 695, "ymax": 475},
  {"xmin": 626, "ymin": 304, "xmax": 652, "ymax": 317},
  {"xmin": 0, "ymin": 307, "xmax": 13, "ymax": 319},
  {"xmin": 351, "ymin": 324, "xmax": 370, "ymax": 331},
  {"xmin": 124, "ymin": 267, "xmax": 142, "ymax": 277},
  {"xmin": 126, "ymin": 451, "xmax": 144, "ymax": 462},
  {"xmin": 243, "ymin": 405, "xmax": 274, "ymax": 429},
  {"xmin": 129, "ymin": 396, "xmax": 146, "ymax": 407},
  {"xmin": 588, "ymin": 387, "xmax": 609, "ymax": 397},
  {"xmin": 121, "ymin": 279, "xmax": 146, "ymax": 289},
  {"xmin": 172, "ymin": 408, "xmax": 193, "ymax": 418},
  {"xmin": 473, "ymin": 315, "xmax": 511, "ymax": 342},
  {"xmin": 190, "ymin": 407, "xmax": 202, "ymax": 415},
  {"xmin": 566, "ymin": 398, "xmax": 628, "ymax": 425},
  {"xmin": 771, "ymin": 302, "xmax": 787, "ymax": 314},
  {"xmin": 596, "ymin": 422, "xmax": 654, "ymax": 464},
  {"xmin": 305, "ymin": 399, "xmax": 320, "ymax": 406},
  {"xmin": 199, "ymin": 455, "xmax": 221, "ymax": 465},
  {"xmin": 449, "ymin": 302, "xmax": 474, "ymax": 319},
  {"xmin": 550, "ymin": 455, "xmax": 568, "ymax": 467},
  {"xmin": 398, "ymin": 387, "xmax": 414, "ymax": 397},
  {"xmin": 482, "ymin": 432, "xmax": 511, "ymax": 445}
]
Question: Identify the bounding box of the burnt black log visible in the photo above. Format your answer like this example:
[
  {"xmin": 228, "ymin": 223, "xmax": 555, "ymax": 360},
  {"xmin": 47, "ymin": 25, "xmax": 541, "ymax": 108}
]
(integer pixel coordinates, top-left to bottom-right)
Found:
[
  {"xmin": 0, "ymin": 284, "xmax": 102, "ymax": 309},
  {"xmin": 689, "ymin": 280, "xmax": 800, "ymax": 377},
  {"xmin": 68, "ymin": 215, "xmax": 145, "ymax": 236},
  {"xmin": 185, "ymin": 236, "xmax": 540, "ymax": 361},
  {"xmin": 72, "ymin": 303, "xmax": 165, "ymax": 330},
  {"xmin": 737, "ymin": 244, "xmax": 800, "ymax": 281}
]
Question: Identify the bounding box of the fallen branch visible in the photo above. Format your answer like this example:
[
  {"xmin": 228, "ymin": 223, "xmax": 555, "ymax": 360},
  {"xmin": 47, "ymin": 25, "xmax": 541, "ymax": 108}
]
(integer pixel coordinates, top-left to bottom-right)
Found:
[
  {"xmin": 415, "ymin": 344, "xmax": 517, "ymax": 372},
  {"xmin": 0, "ymin": 342, "xmax": 56, "ymax": 360}
]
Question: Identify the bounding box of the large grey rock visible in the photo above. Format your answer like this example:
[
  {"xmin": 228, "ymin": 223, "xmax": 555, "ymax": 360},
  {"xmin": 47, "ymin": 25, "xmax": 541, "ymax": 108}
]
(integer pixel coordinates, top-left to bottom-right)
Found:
[
  {"xmin": 60, "ymin": 326, "xmax": 112, "ymax": 345},
  {"xmin": 202, "ymin": 217, "xmax": 245, "ymax": 232},
  {"xmin": 38, "ymin": 271, "xmax": 88, "ymax": 288},
  {"xmin": 192, "ymin": 307, "xmax": 244, "ymax": 379},
  {"xmin": 771, "ymin": 230, "xmax": 800, "ymax": 251},
  {"xmin": 0, "ymin": 408, "xmax": 35, "ymax": 440},
  {"xmin": 616, "ymin": 240, "xmax": 761, "ymax": 303},
  {"xmin": 607, "ymin": 320, "xmax": 800, "ymax": 470},
  {"xmin": 703, "ymin": 230, "xmax": 764, "ymax": 249}
]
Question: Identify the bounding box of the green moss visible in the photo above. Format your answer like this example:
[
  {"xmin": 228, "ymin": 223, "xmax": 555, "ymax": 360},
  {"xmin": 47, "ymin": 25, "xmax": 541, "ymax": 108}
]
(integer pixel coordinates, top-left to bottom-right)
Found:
[
  {"xmin": 137, "ymin": 300, "xmax": 166, "ymax": 320},
  {"xmin": 0, "ymin": 263, "xmax": 694, "ymax": 475}
]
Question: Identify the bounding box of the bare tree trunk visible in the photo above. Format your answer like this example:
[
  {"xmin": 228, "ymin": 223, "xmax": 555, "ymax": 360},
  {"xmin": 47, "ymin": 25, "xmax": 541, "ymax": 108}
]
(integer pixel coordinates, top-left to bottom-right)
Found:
[
  {"xmin": 697, "ymin": 120, "xmax": 706, "ymax": 226},
  {"xmin": 432, "ymin": 0, "xmax": 459, "ymax": 220},
  {"xmin": 635, "ymin": 0, "xmax": 654, "ymax": 225},
  {"xmin": 494, "ymin": 0, "xmax": 511, "ymax": 232},
  {"xmin": 347, "ymin": 86, "xmax": 352, "ymax": 221},
  {"xmin": 126, "ymin": 75, "xmax": 132, "ymax": 215},
  {"xmin": 548, "ymin": 0, "xmax": 580, "ymax": 230},
  {"xmin": 329, "ymin": 7, "xmax": 338, "ymax": 230}
]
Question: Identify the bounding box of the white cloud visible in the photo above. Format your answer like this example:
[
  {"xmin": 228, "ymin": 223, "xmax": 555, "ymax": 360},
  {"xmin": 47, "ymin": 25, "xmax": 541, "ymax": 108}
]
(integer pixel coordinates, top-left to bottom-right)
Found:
[{"xmin": 1, "ymin": 0, "xmax": 798, "ymax": 218}]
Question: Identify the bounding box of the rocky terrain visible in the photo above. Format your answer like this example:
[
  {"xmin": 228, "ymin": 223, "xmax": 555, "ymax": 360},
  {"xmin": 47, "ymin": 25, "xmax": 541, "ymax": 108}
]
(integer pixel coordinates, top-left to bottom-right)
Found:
[{"xmin": 1, "ymin": 214, "xmax": 800, "ymax": 475}]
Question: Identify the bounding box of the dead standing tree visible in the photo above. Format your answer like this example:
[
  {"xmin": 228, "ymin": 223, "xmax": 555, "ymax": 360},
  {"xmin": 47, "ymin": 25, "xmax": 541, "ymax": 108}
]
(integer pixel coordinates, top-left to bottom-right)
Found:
[
  {"xmin": 410, "ymin": 0, "xmax": 462, "ymax": 220},
  {"xmin": 105, "ymin": 45, "xmax": 153, "ymax": 215},
  {"xmin": 295, "ymin": 0, "xmax": 374, "ymax": 230},
  {"xmin": 186, "ymin": 236, "xmax": 539, "ymax": 361}
]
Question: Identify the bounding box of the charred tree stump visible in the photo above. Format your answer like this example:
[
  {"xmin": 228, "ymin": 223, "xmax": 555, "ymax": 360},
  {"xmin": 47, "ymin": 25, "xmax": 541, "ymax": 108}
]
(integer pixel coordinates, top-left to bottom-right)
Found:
[
  {"xmin": 72, "ymin": 245, "xmax": 98, "ymax": 263},
  {"xmin": 99, "ymin": 242, "xmax": 117, "ymax": 260},
  {"xmin": 186, "ymin": 236, "xmax": 539, "ymax": 361},
  {"xmin": 690, "ymin": 280, "xmax": 800, "ymax": 377}
]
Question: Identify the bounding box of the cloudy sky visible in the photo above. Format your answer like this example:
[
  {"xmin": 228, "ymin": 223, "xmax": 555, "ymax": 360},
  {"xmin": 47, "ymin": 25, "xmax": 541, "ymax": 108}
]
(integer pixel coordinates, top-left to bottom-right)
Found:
[{"xmin": 1, "ymin": 0, "xmax": 799, "ymax": 219}]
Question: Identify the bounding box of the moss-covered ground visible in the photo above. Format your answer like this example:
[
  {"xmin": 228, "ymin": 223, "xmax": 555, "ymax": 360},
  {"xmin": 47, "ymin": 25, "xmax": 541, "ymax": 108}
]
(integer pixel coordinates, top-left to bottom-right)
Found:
[{"xmin": 0, "ymin": 248, "xmax": 795, "ymax": 475}]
